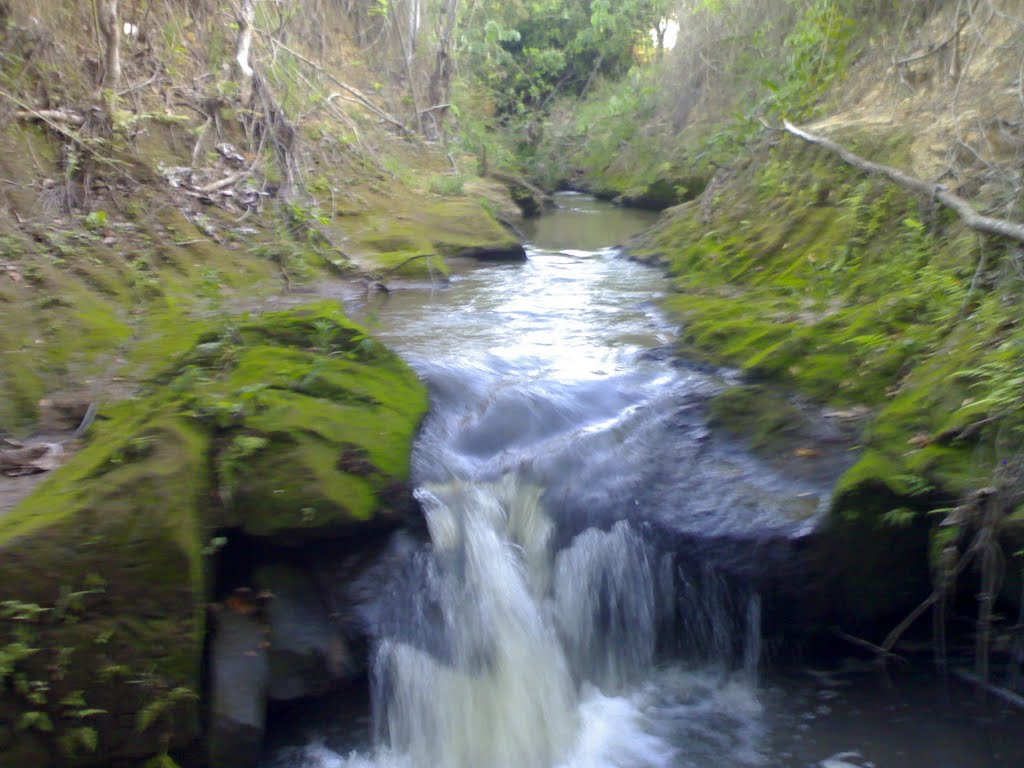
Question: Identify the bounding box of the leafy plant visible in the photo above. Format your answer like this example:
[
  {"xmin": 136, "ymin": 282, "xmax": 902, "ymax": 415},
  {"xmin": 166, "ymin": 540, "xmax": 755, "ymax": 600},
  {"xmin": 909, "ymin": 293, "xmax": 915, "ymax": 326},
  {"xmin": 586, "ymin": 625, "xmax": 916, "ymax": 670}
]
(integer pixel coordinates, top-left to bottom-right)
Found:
[{"xmin": 84, "ymin": 211, "xmax": 109, "ymax": 232}]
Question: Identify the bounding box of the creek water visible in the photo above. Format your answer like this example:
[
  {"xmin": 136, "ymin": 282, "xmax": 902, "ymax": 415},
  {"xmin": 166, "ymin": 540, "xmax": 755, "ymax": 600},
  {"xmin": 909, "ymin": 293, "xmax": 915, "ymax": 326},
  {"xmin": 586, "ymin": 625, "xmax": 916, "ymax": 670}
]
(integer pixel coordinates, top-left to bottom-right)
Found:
[{"xmin": 264, "ymin": 194, "xmax": 1024, "ymax": 768}]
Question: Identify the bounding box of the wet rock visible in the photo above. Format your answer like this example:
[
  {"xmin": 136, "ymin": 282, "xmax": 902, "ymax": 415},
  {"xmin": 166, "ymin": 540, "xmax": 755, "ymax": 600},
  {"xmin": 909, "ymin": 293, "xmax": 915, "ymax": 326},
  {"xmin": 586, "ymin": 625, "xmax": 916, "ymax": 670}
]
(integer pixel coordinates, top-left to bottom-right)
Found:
[
  {"xmin": 209, "ymin": 593, "xmax": 270, "ymax": 768},
  {"xmin": 255, "ymin": 564, "xmax": 353, "ymax": 701},
  {"xmin": 452, "ymin": 244, "xmax": 528, "ymax": 262},
  {"xmin": 0, "ymin": 304, "xmax": 427, "ymax": 766}
]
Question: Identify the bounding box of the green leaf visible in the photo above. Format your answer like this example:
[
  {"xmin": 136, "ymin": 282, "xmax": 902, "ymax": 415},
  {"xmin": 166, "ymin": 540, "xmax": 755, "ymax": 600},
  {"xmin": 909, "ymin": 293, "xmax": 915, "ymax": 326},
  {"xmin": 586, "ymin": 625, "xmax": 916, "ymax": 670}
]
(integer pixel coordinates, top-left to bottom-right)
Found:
[{"xmin": 17, "ymin": 711, "xmax": 54, "ymax": 733}]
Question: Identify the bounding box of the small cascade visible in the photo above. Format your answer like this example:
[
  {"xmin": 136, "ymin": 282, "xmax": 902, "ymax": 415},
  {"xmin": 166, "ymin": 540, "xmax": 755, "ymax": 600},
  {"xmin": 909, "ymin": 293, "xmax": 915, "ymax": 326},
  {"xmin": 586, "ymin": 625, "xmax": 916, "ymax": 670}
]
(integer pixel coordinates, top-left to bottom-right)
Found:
[
  {"xmin": 553, "ymin": 521, "xmax": 657, "ymax": 692},
  {"xmin": 264, "ymin": 195, "xmax": 1024, "ymax": 768},
  {"xmin": 371, "ymin": 478, "xmax": 577, "ymax": 768},
  {"xmin": 357, "ymin": 475, "xmax": 763, "ymax": 768}
]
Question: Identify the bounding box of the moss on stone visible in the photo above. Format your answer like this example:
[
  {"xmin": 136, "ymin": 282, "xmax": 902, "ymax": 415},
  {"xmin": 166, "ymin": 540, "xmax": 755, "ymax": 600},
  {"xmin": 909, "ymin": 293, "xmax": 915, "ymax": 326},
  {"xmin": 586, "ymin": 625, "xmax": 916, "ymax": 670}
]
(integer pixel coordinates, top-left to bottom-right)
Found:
[
  {"xmin": 0, "ymin": 414, "xmax": 210, "ymax": 764},
  {"xmin": 340, "ymin": 198, "xmax": 524, "ymax": 277},
  {"xmin": 0, "ymin": 302, "xmax": 428, "ymax": 762}
]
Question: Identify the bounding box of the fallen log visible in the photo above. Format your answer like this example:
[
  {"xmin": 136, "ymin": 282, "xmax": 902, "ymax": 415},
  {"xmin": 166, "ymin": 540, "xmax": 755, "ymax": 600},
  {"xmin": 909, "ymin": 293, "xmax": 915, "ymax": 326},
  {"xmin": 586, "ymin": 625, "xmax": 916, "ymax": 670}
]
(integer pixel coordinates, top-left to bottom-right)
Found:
[
  {"xmin": 782, "ymin": 120, "xmax": 1024, "ymax": 245},
  {"xmin": 15, "ymin": 109, "xmax": 85, "ymax": 126},
  {"xmin": 0, "ymin": 441, "xmax": 64, "ymax": 476}
]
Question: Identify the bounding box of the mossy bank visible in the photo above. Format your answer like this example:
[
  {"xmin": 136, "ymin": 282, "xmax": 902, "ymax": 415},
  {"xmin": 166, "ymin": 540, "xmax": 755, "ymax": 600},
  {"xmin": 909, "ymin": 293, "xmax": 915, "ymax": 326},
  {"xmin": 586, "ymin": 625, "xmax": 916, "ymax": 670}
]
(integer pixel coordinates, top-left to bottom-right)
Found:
[{"xmin": 629, "ymin": 126, "xmax": 1024, "ymax": 631}]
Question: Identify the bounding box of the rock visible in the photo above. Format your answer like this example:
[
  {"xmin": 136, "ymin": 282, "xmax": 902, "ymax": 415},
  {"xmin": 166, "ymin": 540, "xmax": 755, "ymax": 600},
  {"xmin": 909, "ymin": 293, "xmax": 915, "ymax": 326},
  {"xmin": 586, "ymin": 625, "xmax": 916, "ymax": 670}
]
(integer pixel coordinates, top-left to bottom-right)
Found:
[
  {"xmin": 339, "ymin": 198, "xmax": 527, "ymax": 279},
  {"xmin": 210, "ymin": 305, "xmax": 429, "ymax": 543},
  {"xmin": 485, "ymin": 172, "xmax": 554, "ymax": 218},
  {"xmin": 0, "ymin": 416, "xmax": 209, "ymax": 766},
  {"xmin": 820, "ymin": 453, "xmax": 933, "ymax": 629},
  {"xmin": 208, "ymin": 595, "xmax": 270, "ymax": 768},
  {"xmin": 0, "ymin": 303, "xmax": 428, "ymax": 766},
  {"xmin": 254, "ymin": 564, "xmax": 353, "ymax": 701},
  {"xmin": 452, "ymin": 244, "xmax": 528, "ymax": 262}
]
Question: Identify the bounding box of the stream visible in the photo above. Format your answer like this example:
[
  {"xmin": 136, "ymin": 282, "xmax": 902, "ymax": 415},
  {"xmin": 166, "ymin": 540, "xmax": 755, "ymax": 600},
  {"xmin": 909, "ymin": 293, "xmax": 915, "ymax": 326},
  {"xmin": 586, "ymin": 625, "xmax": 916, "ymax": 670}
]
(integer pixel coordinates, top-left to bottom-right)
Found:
[{"xmin": 264, "ymin": 194, "xmax": 1024, "ymax": 768}]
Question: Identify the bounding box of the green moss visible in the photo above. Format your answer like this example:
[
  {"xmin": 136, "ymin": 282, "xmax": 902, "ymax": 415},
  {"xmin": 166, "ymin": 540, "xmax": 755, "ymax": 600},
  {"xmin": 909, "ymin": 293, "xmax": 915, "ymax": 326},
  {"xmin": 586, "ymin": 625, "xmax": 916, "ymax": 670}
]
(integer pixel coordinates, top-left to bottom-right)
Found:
[
  {"xmin": 625, "ymin": 126, "xmax": 1024, "ymax": 629},
  {"xmin": 0, "ymin": 415, "xmax": 210, "ymax": 762},
  {"xmin": 203, "ymin": 306, "xmax": 428, "ymax": 540},
  {"xmin": 707, "ymin": 385, "xmax": 805, "ymax": 456},
  {"xmin": 0, "ymin": 300, "xmax": 429, "ymax": 762},
  {"xmin": 342, "ymin": 198, "xmax": 523, "ymax": 276}
]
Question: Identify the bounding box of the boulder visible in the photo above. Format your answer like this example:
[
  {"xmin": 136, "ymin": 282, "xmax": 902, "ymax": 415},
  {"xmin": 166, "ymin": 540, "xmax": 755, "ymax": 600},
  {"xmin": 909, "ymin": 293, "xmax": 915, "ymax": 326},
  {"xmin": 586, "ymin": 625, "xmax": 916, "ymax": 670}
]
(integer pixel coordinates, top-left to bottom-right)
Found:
[
  {"xmin": 208, "ymin": 594, "xmax": 269, "ymax": 768},
  {"xmin": 0, "ymin": 303, "xmax": 429, "ymax": 766},
  {"xmin": 254, "ymin": 564, "xmax": 353, "ymax": 701},
  {"xmin": 0, "ymin": 416, "xmax": 209, "ymax": 766}
]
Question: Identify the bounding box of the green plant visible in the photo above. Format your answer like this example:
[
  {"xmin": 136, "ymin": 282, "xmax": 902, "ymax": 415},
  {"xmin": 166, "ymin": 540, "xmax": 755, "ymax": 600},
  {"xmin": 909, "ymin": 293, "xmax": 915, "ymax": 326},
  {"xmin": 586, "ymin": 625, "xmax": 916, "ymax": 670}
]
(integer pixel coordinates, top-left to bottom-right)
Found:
[
  {"xmin": 311, "ymin": 318, "xmax": 337, "ymax": 354},
  {"xmin": 428, "ymin": 174, "xmax": 467, "ymax": 196},
  {"xmin": 84, "ymin": 211, "xmax": 109, "ymax": 232},
  {"xmin": 136, "ymin": 686, "xmax": 198, "ymax": 735}
]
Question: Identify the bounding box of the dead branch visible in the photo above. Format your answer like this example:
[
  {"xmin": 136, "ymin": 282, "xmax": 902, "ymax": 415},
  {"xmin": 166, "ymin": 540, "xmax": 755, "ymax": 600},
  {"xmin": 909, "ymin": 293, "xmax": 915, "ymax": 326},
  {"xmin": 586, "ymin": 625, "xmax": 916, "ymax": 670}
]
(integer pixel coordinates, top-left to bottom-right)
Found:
[
  {"xmin": 15, "ymin": 109, "xmax": 85, "ymax": 126},
  {"xmin": 254, "ymin": 28, "xmax": 410, "ymax": 134},
  {"xmin": 197, "ymin": 169, "xmax": 251, "ymax": 194},
  {"xmin": 893, "ymin": 1, "xmax": 976, "ymax": 67},
  {"xmin": 97, "ymin": 0, "xmax": 122, "ymax": 88},
  {"xmin": 830, "ymin": 627, "xmax": 906, "ymax": 663},
  {"xmin": 953, "ymin": 669, "xmax": 1024, "ymax": 709},
  {"xmin": 375, "ymin": 252, "xmax": 436, "ymax": 280},
  {"xmin": 0, "ymin": 89, "xmax": 126, "ymax": 177},
  {"xmin": 234, "ymin": 0, "xmax": 256, "ymax": 106},
  {"xmin": 782, "ymin": 121, "xmax": 1024, "ymax": 244}
]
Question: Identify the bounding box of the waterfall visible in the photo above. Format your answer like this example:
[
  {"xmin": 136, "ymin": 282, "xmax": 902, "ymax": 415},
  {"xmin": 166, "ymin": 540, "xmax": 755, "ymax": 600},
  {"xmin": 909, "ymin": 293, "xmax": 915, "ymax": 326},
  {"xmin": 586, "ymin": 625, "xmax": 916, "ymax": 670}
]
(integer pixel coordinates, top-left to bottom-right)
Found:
[
  {"xmin": 358, "ymin": 475, "xmax": 761, "ymax": 768},
  {"xmin": 372, "ymin": 478, "xmax": 577, "ymax": 768}
]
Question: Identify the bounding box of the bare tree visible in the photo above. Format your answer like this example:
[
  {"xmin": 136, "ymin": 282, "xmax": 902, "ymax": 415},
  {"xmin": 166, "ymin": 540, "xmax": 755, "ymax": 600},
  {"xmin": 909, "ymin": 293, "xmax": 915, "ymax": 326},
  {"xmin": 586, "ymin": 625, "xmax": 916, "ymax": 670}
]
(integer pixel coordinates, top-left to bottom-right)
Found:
[
  {"xmin": 234, "ymin": 0, "xmax": 256, "ymax": 105},
  {"xmin": 97, "ymin": 0, "xmax": 121, "ymax": 87},
  {"xmin": 426, "ymin": 0, "xmax": 458, "ymax": 136}
]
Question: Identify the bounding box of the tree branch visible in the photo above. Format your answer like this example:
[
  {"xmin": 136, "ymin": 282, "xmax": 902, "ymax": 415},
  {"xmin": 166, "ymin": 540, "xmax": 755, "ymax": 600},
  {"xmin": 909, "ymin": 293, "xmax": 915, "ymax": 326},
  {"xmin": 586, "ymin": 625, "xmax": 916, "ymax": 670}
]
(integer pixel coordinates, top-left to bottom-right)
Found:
[
  {"xmin": 254, "ymin": 28, "xmax": 410, "ymax": 134},
  {"xmin": 782, "ymin": 120, "xmax": 1024, "ymax": 244}
]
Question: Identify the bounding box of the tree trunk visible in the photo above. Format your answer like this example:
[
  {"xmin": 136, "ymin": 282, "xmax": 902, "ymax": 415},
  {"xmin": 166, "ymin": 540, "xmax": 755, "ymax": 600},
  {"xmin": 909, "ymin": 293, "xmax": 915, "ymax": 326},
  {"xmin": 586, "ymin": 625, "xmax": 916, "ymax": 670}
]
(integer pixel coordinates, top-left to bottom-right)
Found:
[
  {"xmin": 234, "ymin": 0, "xmax": 256, "ymax": 106},
  {"xmin": 426, "ymin": 0, "xmax": 458, "ymax": 137},
  {"xmin": 393, "ymin": 0, "xmax": 424, "ymax": 133},
  {"xmin": 97, "ymin": 0, "xmax": 121, "ymax": 88}
]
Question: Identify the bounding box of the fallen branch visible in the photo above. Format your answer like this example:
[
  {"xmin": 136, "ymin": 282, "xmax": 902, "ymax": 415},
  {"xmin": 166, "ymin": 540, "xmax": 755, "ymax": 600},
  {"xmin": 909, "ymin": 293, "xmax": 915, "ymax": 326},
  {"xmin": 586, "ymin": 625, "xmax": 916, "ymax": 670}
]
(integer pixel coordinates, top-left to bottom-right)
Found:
[
  {"xmin": 375, "ymin": 252, "xmax": 436, "ymax": 280},
  {"xmin": 254, "ymin": 28, "xmax": 410, "ymax": 135},
  {"xmin": 782, "ymin": 120, "xmax": 1024, "ymax": 244},
  {"xmin": 953, "ymin": 669, "xmax": 1024, "ymax": 709},
  {"xmin": 831, "ymin": 627, "xmax": 906, "ymax": 663},
  {"xmin": 197, "ymin": 169, "xmax": 251, "ymax": 194},
  {"xmin": 15, "ymin": 109, "xmax": 85, "ymax": 126}
]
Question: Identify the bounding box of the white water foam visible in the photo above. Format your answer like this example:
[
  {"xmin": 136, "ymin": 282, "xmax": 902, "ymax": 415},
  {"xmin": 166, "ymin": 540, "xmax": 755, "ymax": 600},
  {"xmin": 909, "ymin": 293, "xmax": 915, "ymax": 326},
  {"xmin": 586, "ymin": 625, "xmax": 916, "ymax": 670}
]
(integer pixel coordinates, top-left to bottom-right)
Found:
[{"xmin": 271, "ymin": 476, "xmax": 764, "ymax": 768}]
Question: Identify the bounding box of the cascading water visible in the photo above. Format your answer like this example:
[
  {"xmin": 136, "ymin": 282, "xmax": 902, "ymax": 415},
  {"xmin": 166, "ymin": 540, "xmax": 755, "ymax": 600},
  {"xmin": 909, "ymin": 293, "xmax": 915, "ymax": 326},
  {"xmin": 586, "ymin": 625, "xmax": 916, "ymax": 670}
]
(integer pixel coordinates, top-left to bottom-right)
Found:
[
  {"xmin": 306, "ymin": 472, "xmax": 763, "ymax": 768},
  {"xmin": 374, "ymin": 479, "xmax": 577, "ymax": 768},
  {"xmin": 266, "ymin": 194, "xmax": 1024, "ymax": 768}
]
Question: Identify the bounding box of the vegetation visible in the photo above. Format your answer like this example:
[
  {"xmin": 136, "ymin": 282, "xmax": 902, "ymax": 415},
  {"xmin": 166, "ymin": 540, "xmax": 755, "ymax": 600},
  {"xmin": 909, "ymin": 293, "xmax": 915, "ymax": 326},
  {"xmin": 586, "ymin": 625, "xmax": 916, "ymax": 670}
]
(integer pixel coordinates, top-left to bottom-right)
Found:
[
  {"xmin": 605, "ymin": 0, "xmax": 1024, "ymax": 670},
  {"xmin": 1, "ymin": 0, "xmax": 1024, "ymax": 763}
]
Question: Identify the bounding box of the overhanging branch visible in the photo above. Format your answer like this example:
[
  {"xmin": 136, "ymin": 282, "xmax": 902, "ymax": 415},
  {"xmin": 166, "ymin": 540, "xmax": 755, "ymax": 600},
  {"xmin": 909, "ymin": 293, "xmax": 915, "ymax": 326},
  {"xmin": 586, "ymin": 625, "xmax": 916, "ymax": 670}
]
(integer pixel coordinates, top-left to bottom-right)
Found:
[{"xmin": 782, "ymin": 120, "xmax": 1024, "ymax": 245}]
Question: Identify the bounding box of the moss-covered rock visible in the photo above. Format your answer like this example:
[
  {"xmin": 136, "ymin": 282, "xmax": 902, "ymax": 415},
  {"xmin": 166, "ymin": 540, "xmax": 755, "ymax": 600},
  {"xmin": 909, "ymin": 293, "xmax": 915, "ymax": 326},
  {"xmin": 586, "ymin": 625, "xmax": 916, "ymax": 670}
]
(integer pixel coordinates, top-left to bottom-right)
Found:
[
  {"xmin": 0, "ymin": 303, "xmax": 428, "ymax": 766},
  {"xmin": 340, "ymin": 198, "xmax": 525, "ymax": 278},
  {"xmin": 619, "ymin": 175, "xmax": 711, "ymax": 211},
  {"xmin": 0, "ymin": 414, "xmax": 209, "ymax": 766},
  {"xmin": 192, "ymin": 304, "xmax": 429, "ymax": 542}
]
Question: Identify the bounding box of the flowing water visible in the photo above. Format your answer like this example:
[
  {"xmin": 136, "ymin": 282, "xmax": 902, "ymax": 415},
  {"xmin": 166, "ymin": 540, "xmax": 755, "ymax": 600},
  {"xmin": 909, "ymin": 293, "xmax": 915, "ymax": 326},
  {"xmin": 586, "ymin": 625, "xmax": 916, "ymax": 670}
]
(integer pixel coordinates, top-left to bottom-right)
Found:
[{"xmin": 265, "ymin": 194, "xmax": 1024, "ymax": 768}]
